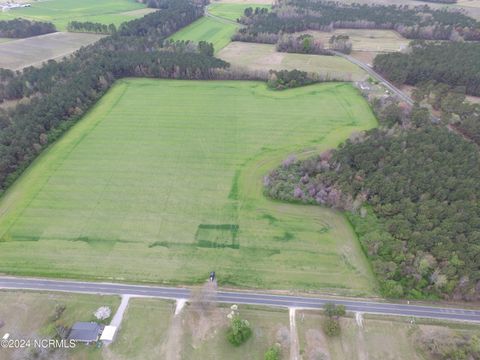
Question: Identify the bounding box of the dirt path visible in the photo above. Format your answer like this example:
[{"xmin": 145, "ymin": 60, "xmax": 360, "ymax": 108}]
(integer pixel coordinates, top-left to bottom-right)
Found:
[
  {"xmin": 162, "ymin": 312, "xmax": 184, "ymax": 360},
  {"xmin": 289, "ymin": 308, "xmax": 300, "ymax": 360},
  {"xmin": 175, "ymin": 298, "xmax": 187, "ymax": 316}
]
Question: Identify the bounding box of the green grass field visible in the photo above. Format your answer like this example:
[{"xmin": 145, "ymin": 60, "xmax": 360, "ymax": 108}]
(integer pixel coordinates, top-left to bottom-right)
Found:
[
  {"xmin": 0, "ymin": 0, "xmax": 149, "ymax": 31},
  {"xmin": 168, "ymin": 16, "xmax": 238, "ymax": 53},
  {"xmin": 208, "ymin": 3, "xmax": 271, "ymax": 21},
  {"xmin": 0, "ymin": 79, "xmax": 377, "ymax": 295},
  {"xmin": 109, "ymin": 298, "xmax": 174, "ymax": 359},
  {"xmin": 169, "ymin": 3, "xmax": 271, "ymax": 53},
  {"xmin": 181, "ymin": 304, "xmax": 290, "ymax": 359}
]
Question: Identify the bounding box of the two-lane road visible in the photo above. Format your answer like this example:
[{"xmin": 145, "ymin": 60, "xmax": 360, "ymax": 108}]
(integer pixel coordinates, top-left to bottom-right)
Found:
[{"xmin": 0, "ymin": 277, "xmax": 479, "ymax": 323}]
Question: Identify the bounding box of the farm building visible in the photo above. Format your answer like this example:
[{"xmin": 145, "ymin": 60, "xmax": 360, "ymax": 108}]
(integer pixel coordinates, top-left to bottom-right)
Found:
[
  {"xmin": 99, "ymin": 325, "xmax": 117, "ymax": 343},
  {"xmin": 68, "ymin": 322, "xmax": 102, "ymax": 344}
]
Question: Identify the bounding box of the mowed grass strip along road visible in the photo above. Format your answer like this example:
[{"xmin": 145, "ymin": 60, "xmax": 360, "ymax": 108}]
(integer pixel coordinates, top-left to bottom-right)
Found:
[
  {"xmin": 0, "ymin": 79, "xmax": 378, "ymax": 295},
  {"xmin": 0, "ymin": 0, "xmax": 149, "ymax": 31}
]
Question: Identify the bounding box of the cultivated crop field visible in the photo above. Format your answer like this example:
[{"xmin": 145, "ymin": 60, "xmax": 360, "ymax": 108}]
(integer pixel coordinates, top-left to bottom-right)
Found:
[
  {"xmin": 218, "ymin": 42, "xmax": 367, "ymax": 80},
  {"xmin": 0, "ymin": 32, "xmax": 104, "ymax": 70},
  {"xmin": 0, "ymin": 79, "xmax": 377, "ymax": 295},
  {"xmin": 0, "ymin": 0, "xmax": 149, "ymax": 31}
]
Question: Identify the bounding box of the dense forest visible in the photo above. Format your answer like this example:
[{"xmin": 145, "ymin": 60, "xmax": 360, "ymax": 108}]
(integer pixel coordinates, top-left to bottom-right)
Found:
[
  {"xmin": 409, "ymin": 81, "xmax": 480, "ymax": 145},
  {"xmin": 67, "ymin": 21, "xmax": 116, "ymax": 34},
  {"xmin": 0, "ymin": 18, "xmax": 55, "ymax": 38},
  {"xmin": 374, "ymin": 41, "xmax": 480, "ymax": 96},
  {"xmin": 265, "ymin": 122, "xmax": 480, "ymax": 300},
  {"xmin": 0, "ymin": 0, "xmax": 228, "ymax": 193},
  {"xmin": 236, "ymin": 0, "xmax": 480, "ymax": 42}
]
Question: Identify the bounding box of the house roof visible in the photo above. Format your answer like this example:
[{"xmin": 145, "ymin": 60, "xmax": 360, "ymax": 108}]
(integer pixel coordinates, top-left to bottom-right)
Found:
[{"xmin": 68, "ymin": 322, "xmax": 101, "ymax": 342}]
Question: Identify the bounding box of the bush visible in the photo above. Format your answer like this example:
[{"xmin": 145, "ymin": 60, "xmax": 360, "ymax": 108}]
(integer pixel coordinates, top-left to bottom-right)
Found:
[
  {"xmin": 323, "ymin": 317, "xmax": 341, "ymax": 337},
  {"xmin": 323, "ymin": 303, "xmax": 346, "ymax": 317},
  {"xmin": 227, "ymin": 315, "xmax": 252, "ymax": 346},
  {"xmin": 264, "ymin": 345, "xmax": 281, "ymax": 360}
]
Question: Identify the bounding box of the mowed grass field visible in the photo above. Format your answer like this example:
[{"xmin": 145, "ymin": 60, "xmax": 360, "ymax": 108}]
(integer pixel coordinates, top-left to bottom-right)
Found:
[
  {"xmin": 0, "ymin": 0, "xmax": 149, "ymax": 31},
  {"xmin": 0, "ymin": 79, "xmax": 377, "ymax": 295},
  {"xmin": 0, "ymin": 32, "xmax": 104, "ymax": 70},
  {"xmin": 169, "ymin": 3, "xmax": 269, "ymax": 53},
  {"xmin": 302, "ymin": 29, "xmax": 409, "ymax": 52},
  {"xmin": 218, "ymin": 42, "xmax": 367, "ymax": 80},
  {"xmin": 168, "ymin": 16, "xmax": 238, "ymax": 53}
]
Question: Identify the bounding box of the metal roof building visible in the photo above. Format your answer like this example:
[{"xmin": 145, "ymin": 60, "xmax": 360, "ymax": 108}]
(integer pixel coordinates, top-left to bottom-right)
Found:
[{"xmin": 68, "ymin": 322, "xmax": 102, "ymax": 344}]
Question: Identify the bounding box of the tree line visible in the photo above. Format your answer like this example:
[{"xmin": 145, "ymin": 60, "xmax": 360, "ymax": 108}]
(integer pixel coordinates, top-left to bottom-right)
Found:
[
  {"xmin": 67, "ymin": 21, "xmax": 116, "ymax": 35},
  {"xmin": 0, "ymin": 0, "xmax": 227, "ymax": 193},
  {"xmin": 234, "ymin": 0, "xmax": 480, "ymax": 42},
  {"xmin": 0, "ymin": 18, "xmax": 56, "ymax": 38},
  {"xmin": 374, "ymin": 41, "xmax": 480, "ymax": 96}
]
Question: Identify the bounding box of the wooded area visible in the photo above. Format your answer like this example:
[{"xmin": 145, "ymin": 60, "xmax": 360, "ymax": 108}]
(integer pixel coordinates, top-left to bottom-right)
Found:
[
  {"xmin": 265, "ymin": 122, "xmax": 480, "ymax": 300},
  {"xmin": 0, "ymin": 18, "xmax": 56, "ymax": 38},
  {"xmin": 374, "ymin": 41, "xmax": 480, "ymax": 96},
  {"xmin": 235, "ymin": 0, "xmax": 480, "ymax": 42}
]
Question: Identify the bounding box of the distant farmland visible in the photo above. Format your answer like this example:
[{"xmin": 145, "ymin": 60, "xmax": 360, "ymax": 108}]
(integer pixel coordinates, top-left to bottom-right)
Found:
[
  {"xmin": 169, "ymin": 3, "xmax": 270, "ymax": 53},
  {"xmin": 168, "ymin": 16, "xmax": 238, "ymax": 53},
  {"xmin": 0, "ymin": 0, "xmax": 150, "ymax": 31},
  {"xmin": 0, "ymin": 32, "xmax": 103, "ymax": 70},
  {"xmin": 218, "ymin": 42, "xmax": 367, "ymax": 80},
  {"xmin": 208, "ymin": 3, "xmax": 271, "ymax": 20},
  {"xmin": 0, "ymin": 79, "xmax": 377, "ymax": 295}
]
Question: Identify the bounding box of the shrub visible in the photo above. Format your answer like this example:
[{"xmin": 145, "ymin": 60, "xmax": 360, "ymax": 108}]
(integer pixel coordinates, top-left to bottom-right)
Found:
[
  {"xmin": 323, "ymin": 303, "xmax": 346, "ymax": 317},
  {"xmin": 323, "ymin": 317, "xmax": 341, "ymax": 337},
  {"xmin": 264, "ymin": 345, "xmax": 281, "ymax": 360},
  {"xmin": 227, "ymin": 315, "xmax": 252, "ymax": 346}
]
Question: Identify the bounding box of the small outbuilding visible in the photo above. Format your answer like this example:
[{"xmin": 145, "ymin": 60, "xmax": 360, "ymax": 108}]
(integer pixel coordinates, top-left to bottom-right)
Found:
[
  {"xmin": 100, "ymin": 325, "xmax": 117, "ymax": 343},
  {"xmin": 68, "ymin": 322, "xmax": 102, "ymax": 344}
]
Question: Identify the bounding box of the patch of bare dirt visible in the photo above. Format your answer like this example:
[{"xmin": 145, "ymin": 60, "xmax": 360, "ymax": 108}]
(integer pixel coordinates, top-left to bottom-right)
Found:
[
  {"xmin": 304, "ymin": 329, "xmax": 330, "ymax": 360},
  {"xmin": 161, "ymin": 314, "xmax": 184, "ymax": 360},
  {"xmin": 276, "ymin": 326, "xmax": 291, "ymax": 353},
  {"xmin": 350, "ymin": 51, "xmax": 378, "ymax": 67},
  {"xmin": 185, "ymin": 281, "xmax": 228, "ymax": 348}
]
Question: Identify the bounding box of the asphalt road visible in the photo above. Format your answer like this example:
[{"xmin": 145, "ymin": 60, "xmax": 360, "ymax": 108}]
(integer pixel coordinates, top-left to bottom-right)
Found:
[
  {"xmin": 331, "ymin": 50, "xmax": 413, "ymax": 106},
  {"xmin": 1, "ymin": 277, "xmax": 479, "ymax": 323},
  {"xmin": 332, "ymin": 50, "xmax": 442, "ymax": 123}
]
